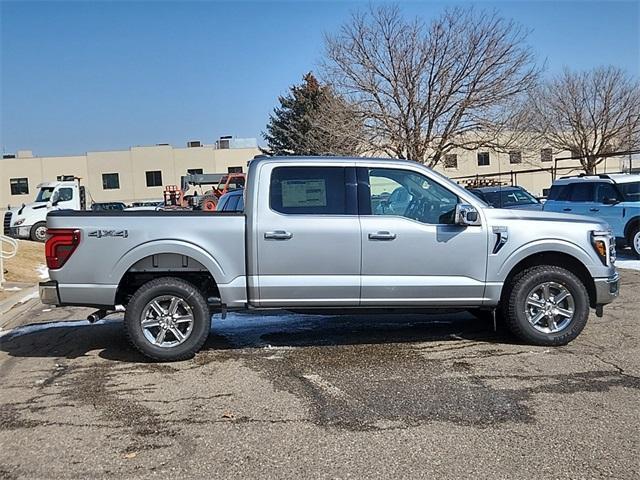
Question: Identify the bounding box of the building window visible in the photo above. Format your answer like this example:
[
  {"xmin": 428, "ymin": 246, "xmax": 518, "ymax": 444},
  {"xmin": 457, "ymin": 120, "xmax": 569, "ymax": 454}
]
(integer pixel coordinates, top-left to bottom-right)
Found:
[
  {"xmin": 10, "ymin": 177, "xmax": 29, "ymax": 195},
  {"xmin": 443, "ymin": 154, "xmax": 458, "ymax": 169},
  {"xmin": 509, "ymin": 151, "xmax": 522, "ymax": 164},
  {"xmin": 228, "ymin": 166, "xmax": 243, "ymax": 173},
  {"xmin": 145, "ymin": 170, "xmax": 163, "ymax": 187},
  {"xmin": 541, "ymin": 148, "xmax": 553, "ymax": 163},
  {"xmin": 102, "ymin": 173, "xmax": 120, "ymax": 190},
  {"xmin": 477, "ymin": 152, "xmax": 490, "ymax": 166},
  {"xmin": 187, "ymin": 168, "xmax": 203, "ymax": 175}
]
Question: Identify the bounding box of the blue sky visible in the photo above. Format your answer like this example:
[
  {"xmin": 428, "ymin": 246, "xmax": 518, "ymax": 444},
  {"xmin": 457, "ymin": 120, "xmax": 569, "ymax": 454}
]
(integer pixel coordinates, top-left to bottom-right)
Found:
[{"xmin": 1, "ymin": 0, "xmax": 638, "ymax": 156}]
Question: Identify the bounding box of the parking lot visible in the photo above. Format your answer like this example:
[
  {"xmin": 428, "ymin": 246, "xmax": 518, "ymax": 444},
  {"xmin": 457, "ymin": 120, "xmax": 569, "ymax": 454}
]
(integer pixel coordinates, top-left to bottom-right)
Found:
[{"xmin": 0, "ymin": 269, "xmax": 638, "ymax": 479}]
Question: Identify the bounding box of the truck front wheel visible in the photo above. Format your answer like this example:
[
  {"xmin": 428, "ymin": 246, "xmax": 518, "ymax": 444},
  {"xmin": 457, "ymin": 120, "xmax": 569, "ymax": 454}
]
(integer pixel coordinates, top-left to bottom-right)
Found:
[
  {"xmin": 124, "ymin": 277, "xmax": 211, "ymax": 361},
  {"xmin": 629, "ymin": 225, "xmax": 640, "ymax": 258},
  {"xmin": 30, "ymin": 222, "xmax": 47, "ymax": 242},
  {"xmin": 504, "ymin": 266, "xmax": 589, "ymax": 346}
]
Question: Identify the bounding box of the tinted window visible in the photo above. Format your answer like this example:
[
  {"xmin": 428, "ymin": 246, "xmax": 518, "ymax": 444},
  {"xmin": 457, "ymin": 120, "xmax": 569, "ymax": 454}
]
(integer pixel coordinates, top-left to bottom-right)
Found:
[
  {"xmin": 547, "ymin": 184, "xmax": 568, "ymax": 201},
  {"xmin": 146, "ymin": 171, "xmax": 163, "ymax": 187},
  {"xmin": 477, "ymin": 152, "xmax": 490, "ymax": 166},
  {"xmin": 482, "ymin": 188, "xmax": 538, "ymax": 208},
  {"xmin": 568, "ymin": 183, "xmax": 595, "ymax": 202},
  {"xmin": 10, "ymin": 178, "xmax": 29, "ymax": 195},
  {"xmin": 57, "ymin": 188, "xmax": 73, "ymax": 202},
  {"xmin": 102, "ymin": 173, "xmax": 119, "ymax": 190},
  {"xmin": 270, "ymin": 167, "xmax": 349, "ymax": 215},
  {"xmin": 618, "ymin": 181, "xmax": 640, "ymax": 202},
  {"xmin": 368, "ymin": 168, "xmax": 458, "ymax": 224},
  {"xmin": 595, "ymin": 183, "xmax": 621, "ymax": 203}
]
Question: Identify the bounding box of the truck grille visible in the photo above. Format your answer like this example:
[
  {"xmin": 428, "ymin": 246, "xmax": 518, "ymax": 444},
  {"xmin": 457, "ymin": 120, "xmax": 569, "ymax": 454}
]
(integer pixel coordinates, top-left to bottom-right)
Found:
[{"xmin": 3, "ymin": 211, "xmax": 12, "ymax": 235}]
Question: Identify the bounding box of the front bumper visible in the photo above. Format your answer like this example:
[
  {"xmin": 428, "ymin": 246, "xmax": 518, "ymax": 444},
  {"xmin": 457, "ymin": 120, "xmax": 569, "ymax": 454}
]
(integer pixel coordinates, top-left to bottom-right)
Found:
[
  {"xmin": 39, "ymin": 281, "xmax": 60, "ymax": 306},
  {"xmin": 9, "ymin": 226, "xmax": 31, "ymax": 239},
  {"xmin": 594, "ymin": 272, "xmax": 620, "ymax": 306}
]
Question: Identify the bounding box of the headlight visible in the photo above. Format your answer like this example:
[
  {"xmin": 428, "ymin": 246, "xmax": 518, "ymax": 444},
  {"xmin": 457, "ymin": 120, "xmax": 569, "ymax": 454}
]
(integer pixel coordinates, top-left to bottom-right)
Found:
[
  {"xmin": 13, "ymin": 218, "xmax": 25, "ymax": 226},
  {"xmin": 591, "ymin": 230, "xmax": 613, "ymax": 266}
]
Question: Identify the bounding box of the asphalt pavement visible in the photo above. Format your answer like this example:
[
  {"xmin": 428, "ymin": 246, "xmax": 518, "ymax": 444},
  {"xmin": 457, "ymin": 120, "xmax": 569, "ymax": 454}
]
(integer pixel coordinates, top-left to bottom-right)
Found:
[{"xmin": 0, "ymin": 270, "xmax": 639, "ymax": 479}]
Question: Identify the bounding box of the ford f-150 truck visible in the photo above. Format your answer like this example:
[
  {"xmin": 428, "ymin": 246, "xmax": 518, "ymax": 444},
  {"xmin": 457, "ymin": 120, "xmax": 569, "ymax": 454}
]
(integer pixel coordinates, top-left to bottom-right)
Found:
[{"xmin": 39, "ymin": 156, "xmax": 620, "ymax": 361}]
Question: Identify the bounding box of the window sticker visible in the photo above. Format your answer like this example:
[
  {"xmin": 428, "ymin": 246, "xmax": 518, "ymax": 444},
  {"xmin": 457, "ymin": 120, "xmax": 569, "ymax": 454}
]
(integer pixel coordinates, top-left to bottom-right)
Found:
[{"xmin": 281, "ymin": 179, "xmax": 327, "ymax": 207}]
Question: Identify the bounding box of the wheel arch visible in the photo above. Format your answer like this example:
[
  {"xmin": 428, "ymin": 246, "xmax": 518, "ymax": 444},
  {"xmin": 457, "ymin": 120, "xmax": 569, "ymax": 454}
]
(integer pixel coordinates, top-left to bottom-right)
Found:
[
  {"xmin": 624, "ymin": 216, "xmax": 640, "ymax": 242},
  {"xmin": 111, "ymin": 240, "xmax": 224, "ymax": 306},
  {"xmin": 500, "ymin": 251, "xmax": 597, "ymax": 308}
]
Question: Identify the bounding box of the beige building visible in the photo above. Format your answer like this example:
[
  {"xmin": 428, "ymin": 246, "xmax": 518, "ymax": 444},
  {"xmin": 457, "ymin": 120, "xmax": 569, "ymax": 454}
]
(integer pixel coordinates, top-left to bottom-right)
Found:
[
  {"xmin": 2, "ymin": 138, "xmax": 635, "ymax": 209},
  {"xmin": 432, "ymin": 147, "xmax": 630, "ymax": 197},
  {"xmin": 1, "ymin": 139, "xmax": 261, "ymax": 208}
]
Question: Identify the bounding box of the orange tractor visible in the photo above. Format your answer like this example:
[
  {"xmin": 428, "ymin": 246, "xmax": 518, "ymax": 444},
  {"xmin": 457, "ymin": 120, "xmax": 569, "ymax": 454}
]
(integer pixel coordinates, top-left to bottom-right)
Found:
[{"xmin": 163, "ymin": 172, "xmax": 245, "ymax": 211}]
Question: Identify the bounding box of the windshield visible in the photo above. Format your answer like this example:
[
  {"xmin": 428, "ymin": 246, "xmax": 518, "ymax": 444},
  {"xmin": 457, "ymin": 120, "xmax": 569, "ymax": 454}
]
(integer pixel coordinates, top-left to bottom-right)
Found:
[
  {"xmin": 483, "ymin": 188, "xmax": 539, "ymax": 208},
  {"xmin": 618, "ymin": 181, "xmax": 640, "ymax": 202},
  {"xmin": 35, "ymin": 187, "xmax": 55, "ymax": 202}
]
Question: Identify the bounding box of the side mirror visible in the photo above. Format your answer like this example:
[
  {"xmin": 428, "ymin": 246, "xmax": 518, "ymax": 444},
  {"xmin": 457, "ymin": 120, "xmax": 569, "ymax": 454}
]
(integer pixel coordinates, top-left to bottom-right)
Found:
[
  {"xmin": 602, "ymin": 197, "xmax": 620, "ymax": 205},
  {"xmin": 50, "ymin": 192, "xmax": 60, "ymax": 207},
  {"xmin": 455, "ymin": 203, "xmax": 481, "ymax": 226}
]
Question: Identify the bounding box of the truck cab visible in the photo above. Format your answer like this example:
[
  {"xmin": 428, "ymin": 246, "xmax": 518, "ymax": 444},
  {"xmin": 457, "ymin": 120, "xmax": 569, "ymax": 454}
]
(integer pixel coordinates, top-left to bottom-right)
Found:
[{"xmin": 7, "ymin": 179, "xmax": 85, "ymax": 241}]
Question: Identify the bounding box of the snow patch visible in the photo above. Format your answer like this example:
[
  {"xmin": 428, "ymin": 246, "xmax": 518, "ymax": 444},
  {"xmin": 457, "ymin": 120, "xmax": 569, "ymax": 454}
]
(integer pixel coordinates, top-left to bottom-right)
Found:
[
  {"xmin": 615, "ymin": 253, "xmax": 640, "ymax": 271},
  {"xmin": 37, "ymin": 264, "xmax": 49, "ymax": 280},
  {"xmin": 3, "ymin": 287, "xmax": 22, "ymax": 292},
  {"xmin": 17, "ymin": 291, "xmax": 39, "ymax": 304}
]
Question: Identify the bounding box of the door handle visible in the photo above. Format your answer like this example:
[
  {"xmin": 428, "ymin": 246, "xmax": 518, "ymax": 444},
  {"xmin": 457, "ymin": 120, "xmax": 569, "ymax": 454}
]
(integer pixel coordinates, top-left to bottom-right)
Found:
[
  {"xmin": 264, "ymin": 231, "xmax": 293, "ymax": 240},
  {"xmin": 563, "ymin": 208, "xmax": 572, "ymax": 212},
  {"xmin": 589, "ymin": 208, "xmax": 600, "ymax": 212},
  {"xmin": 368, "ymin": 231, "xmax": 396, "ymax": 241}
]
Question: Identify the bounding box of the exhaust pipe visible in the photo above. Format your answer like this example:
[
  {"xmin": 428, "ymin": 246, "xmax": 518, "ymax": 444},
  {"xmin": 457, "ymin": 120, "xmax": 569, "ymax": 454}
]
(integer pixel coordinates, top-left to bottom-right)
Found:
[{"xmin": 87, "ymin": 309, "xmax": 108, "ymax": 323}]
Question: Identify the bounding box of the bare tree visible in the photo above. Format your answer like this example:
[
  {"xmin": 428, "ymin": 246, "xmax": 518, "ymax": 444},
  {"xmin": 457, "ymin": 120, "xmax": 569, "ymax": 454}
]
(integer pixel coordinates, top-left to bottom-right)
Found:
[
  {"xmin": 528, "ymin": 66, "xmax": 640, "ymax": 174},
  {"xmin": 322, "ymin": 5, "xmax": 540, "ymax": 167}
]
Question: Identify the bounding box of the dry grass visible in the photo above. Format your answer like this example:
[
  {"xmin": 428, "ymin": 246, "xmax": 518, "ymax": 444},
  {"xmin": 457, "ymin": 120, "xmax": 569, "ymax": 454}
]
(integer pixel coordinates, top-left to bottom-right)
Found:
[{"xmin": 2, "ymin": 239, "xmax": 46, "ymax": 284}]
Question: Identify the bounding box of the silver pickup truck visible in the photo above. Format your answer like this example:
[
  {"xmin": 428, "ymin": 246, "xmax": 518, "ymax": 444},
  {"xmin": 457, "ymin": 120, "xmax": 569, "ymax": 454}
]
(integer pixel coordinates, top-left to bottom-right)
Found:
[{"xmin": 40, "ymin": 156, "xmax": 620, "ymax": 361}]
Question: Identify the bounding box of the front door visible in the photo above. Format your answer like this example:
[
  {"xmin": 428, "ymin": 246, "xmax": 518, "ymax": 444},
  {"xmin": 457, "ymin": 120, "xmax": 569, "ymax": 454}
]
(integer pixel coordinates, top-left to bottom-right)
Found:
[
  {"xmin": 359, "ymin": 167, "xmax": 489, "ymax": 306},
  {"xmin": 255, "ymin": 164, "xmax": 361, "ymax": 307}
]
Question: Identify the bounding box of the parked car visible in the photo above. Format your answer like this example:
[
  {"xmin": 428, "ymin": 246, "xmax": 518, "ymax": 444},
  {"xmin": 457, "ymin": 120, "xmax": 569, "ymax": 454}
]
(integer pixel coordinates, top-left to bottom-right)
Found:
[
  {"xmin": 39, "ymin": 156, "xmax": 619, "ymax": 361},
  {"xmin": 543, "ymin": 173, "xmax": 640, "ymax": 257},
  {"xmin": 216, "ymin": 189, "xmax": 244, "ymax": 212},
  {"xmin": 91, "ymin": 202, "xmax": 126, "ymax": 212},
  {"xmin": 468, "ymin": 186, "xmax": 543, "ymax": 210}
]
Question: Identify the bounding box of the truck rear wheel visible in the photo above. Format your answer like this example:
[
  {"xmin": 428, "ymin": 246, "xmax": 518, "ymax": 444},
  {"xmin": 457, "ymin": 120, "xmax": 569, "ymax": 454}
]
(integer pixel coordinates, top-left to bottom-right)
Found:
[
  {"xmin": 124, "ymin": 277, "xmax": 211, "ymax": 361},
  {"xmin": 30, "ymin": 221, "xmax": 47, "ymax": 242},
  {"xmin": 504, "ymin": 265, "xmax": 589, "ymax": 346}
]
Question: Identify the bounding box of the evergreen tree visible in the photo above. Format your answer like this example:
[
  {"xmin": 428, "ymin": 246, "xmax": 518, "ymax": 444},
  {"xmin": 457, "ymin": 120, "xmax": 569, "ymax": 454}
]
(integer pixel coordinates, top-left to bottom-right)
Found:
[{"xmin": 263, "ymin": 73, "xmax": 362, "ymax": 156}]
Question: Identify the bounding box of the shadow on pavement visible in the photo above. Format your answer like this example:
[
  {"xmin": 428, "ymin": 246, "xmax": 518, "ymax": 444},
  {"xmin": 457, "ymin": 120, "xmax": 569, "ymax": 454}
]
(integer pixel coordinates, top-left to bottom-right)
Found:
[{"xmin": 0, "ymin": 310, "xmax": 515, "ymax": 363}]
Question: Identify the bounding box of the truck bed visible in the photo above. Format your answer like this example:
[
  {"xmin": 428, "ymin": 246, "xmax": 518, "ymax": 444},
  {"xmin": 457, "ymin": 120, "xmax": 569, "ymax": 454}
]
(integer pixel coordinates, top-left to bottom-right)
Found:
[{"xmin": 46, "ymin": 210, "xmax": 247, "ymax": 307}]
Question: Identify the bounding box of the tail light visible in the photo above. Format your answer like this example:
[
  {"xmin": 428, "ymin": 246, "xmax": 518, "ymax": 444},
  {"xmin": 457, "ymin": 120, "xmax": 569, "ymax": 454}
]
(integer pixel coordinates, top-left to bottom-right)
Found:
[{"xmin": 45, "ymin": 228, "xmax": 81, "ymax": 269}]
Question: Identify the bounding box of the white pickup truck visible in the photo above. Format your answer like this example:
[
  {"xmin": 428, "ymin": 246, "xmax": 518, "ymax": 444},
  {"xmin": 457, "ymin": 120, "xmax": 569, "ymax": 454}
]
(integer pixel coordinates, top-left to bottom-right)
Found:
[
  {"xmin": 6, "ymin": 179, "xmax": 86, "ymax": 241},
  {"xmin": 39, "ymin": 156, "xmax": 620, "ymax": 361}
]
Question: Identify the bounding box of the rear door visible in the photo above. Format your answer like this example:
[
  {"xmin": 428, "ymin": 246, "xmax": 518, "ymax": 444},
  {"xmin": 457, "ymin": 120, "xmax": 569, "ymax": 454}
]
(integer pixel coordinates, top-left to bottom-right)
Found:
[
  {"xmin": 255, "ymin": 163, "xmax": 361, "ymax": 307},
  {"xmin": 358, "ymin": 166, "xmax": 489, "ymax": 306}
]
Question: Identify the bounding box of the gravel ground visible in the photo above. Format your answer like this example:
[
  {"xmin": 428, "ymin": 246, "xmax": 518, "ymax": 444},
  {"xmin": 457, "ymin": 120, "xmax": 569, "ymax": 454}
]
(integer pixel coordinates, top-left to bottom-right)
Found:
[{"xmin": 0, "ymin": 270, "xmax": 638, "ymax": 479}]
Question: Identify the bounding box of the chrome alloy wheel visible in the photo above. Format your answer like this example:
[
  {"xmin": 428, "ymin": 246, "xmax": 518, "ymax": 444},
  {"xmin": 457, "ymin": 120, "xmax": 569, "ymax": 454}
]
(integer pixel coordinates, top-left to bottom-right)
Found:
[
  {"xmin": 634, "ymin": 230, "xmax": 640, "ymax": 256},
  {"xmin": 141, "ymin": 295, "xmax": 194, "ymax": 348},
  {"xmin": 525, "ymin": 282, "xmax": 575, "ymax": 334}
]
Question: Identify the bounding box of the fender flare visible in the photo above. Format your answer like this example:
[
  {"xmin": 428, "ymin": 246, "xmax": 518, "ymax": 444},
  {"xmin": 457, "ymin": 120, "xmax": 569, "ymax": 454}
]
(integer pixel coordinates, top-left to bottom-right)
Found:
[
  {"xmin": 109, "ymin": 239, "xmax": 224, "ymax": 287},
  {"xmin": 496, "ymin": 238, "xmax": 596, "ymax": 281}
]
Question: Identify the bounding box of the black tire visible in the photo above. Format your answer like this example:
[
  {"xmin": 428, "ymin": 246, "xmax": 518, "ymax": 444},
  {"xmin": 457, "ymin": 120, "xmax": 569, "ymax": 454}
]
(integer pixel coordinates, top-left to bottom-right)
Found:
[
  {"xmin": 504, "ymin": 265, "xmax": 590, "ymax": 346},
  {"xmin": 124, "ymin": 277, "xmax": 211, "ymax": 361},
  {"xmin": 30, "ymin": 221, "xmax": 47, "ymax": 242},
  {"xmin": 629, "ymin": 225, "xmax": 640, "ymax": 259}
]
